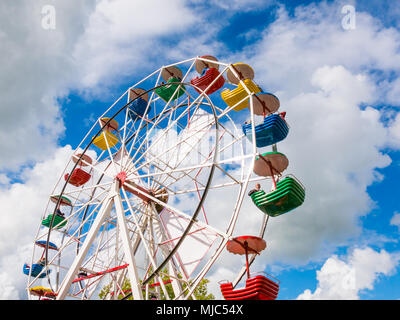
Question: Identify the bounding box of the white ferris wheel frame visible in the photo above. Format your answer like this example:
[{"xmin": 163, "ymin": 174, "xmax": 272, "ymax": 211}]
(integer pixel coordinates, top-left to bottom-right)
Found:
[{"xmin": 27, "ymin": 56, "xmax": 272, "ymax": 300}]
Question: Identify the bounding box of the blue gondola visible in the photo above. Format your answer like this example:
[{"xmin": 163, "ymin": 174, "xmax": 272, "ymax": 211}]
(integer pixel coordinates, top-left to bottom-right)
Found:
[
  {"xmin": 35, "ymin": 240, "xmax": 58, "ymax": 251},
  {"xmin": 242, "ymin": 114, "xmax": 289, "ymax": 148},
  {"xmin": 127, "ymin": 98, "xmax": 150, "ymax": 122},
  {"xmin": 23, "ymin": 263, "xmax": 51, "ymax": 278}
]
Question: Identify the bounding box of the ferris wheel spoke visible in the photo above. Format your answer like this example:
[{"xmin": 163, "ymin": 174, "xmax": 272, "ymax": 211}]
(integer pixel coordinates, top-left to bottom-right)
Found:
[
  {"xmin": 100, "ymin": 131, "xmax": 122, "ymax": 175},
  {"xmin": 60, "ymin": 181, "xmax": 113, "ymax": 197},
  {"xmin": 150, "ymin": 204, "xmax": 187, "ymax": 298},
  {"xmin": 158, "ymin": 154, "xmax": 247, "ymax": 195},
  {"xmin": 120, "ymin": 107, "xmax": 153, "ymax": 171},
  {"xmin": 132, "ymin": 162, "xmax": 214, "ymax": 182},
  {"xmin": 125, "ymin": 119, "xmax": 216, "ymax": 189},
  {"xmin": 152, "ymin": 118, "xmax": 218, "ymax": 189},
  {"xmin": 127, "ymin": 95, "xmax": 209, "ymax": 177},
  {"xmin": 122, "ymin": 182, "xmax": 229, "ymax": 240},
  {"xmin": 123, "ymin": 85, "xmax": 181, "ymax": 171},
  {"xmin": 138, "ymin": 153, "xmax": 208, "ymax": 193},
  {"xmin": 56, "ymin": 187, "xmax": 111, "ymax": 210},
  {"xmin": 150, "ymin": 142, "xmax": 212, "ymax": 190},
  {"xmin": 119, "ymin": 103, "xmax": 132, "ymax": 165},
  {"xmin": 144, "ymin": 101, "xmax": 212, "ymax": 174},
  {"xmin": 121, "ymin": 100, "xmax": 200, "ymax": 180},
  {"xmin": 157, "ymin": 154, "xmax": 215, "ymax": 194}
]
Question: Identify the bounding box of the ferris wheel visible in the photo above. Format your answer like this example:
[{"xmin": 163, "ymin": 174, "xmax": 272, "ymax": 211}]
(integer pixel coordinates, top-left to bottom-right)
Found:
[{"xmin": 25, "ymin": 56, "xmax": 305, "ymax": 300}]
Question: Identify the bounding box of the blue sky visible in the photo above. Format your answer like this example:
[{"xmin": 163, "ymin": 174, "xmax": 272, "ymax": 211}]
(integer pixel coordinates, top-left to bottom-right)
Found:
[{"xmin": 1, "ymin": 0, "xmax": 400, "ymax": 300}]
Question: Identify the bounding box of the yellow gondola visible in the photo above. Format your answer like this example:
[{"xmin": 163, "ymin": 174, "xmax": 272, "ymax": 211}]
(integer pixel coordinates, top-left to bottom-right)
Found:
[
  {"xmin": 221, "ymin": 79, "xmax": 261, "ymax": 111},
  {"xmin": 92, "ymin": 130, "xmax": 119, "ymax": 150},
  {"xmin": 29, "ymin": 286, "xmax": 57, "ymax": 298}
]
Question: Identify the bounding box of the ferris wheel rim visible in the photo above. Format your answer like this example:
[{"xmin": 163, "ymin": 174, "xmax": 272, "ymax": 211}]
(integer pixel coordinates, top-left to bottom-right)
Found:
[{"xmin": 28, "ymin": 56, "xmax": 274, "ymax": 300}]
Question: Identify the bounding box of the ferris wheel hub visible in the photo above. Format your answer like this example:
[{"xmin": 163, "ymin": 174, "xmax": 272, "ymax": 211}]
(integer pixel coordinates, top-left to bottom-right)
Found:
[
  {"xmin": 116, "ymin": 171, "xmax": 151, "ymax": 203},
  {"xmin": 115, "ymin": 171, "xmax": 127, "ymax": 186}
]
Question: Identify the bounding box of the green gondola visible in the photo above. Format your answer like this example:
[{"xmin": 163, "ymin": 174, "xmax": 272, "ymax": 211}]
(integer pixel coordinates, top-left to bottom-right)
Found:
[
  {"xmin": 155, "ymin": 77, "xmax": 185, "ymax": 102},
  {"xmin": 41, "ymin": 214, "xmax": 67, "ymax": 229},
  {"xmin": 250, "ymin": 176, "xmax": 305, "ymax": 217}
]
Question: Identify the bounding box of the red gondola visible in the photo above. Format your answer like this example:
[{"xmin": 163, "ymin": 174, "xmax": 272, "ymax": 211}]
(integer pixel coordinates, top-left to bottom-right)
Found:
[
  {"xmin": 64, "ymin": 153, "xmax": 92, "ymax": 187},
  {"xmin": 220, "ymin": 236, "xmax": 280, "ymax": 300},
  {"xmin": 191, "ymin": 55, "xmax": 225, "ymax": 95},
  {"xmin": 220, "ymin": 273, "xmax": 279, "ymax": 300}
]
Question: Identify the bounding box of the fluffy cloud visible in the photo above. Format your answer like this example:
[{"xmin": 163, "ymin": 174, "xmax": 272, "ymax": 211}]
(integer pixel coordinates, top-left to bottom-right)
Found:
[
  {"xmin": 204, "ymin": 0, "xmax": 276, "ymax": 12},
  {"xmin": 390, "ymin": 212, "xmax": 400, "ymax": 231},
  {"xmin": 387, "ymin": 113, "xmax": 400, "ymax": 148},
  {"xmin": 228, "ymin": 1, "xmax": 398, "ymax": 266},
  {"xmin": 0, "ymin": 0, "xmax": 206, "ymax": 172},
  {"xmin": 0, "ymin": 145, "xmax": 72, "ymax": 299},
  {"xmin": 72, "ymin": 0, "xmax": 199, "ymax": 90},
  {"xmin": 297, "ymin": 247, "xmax": 399, "ymax": 299},
  {"xmin": 246, "ymin": 2, "xmax": 400, "ymax": 98},
  {"xmin": 0, "ymin": 0, "xmax": 95, "ymax": 171}
]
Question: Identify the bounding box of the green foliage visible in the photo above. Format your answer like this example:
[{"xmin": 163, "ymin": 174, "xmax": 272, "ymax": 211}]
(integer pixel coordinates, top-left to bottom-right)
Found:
[{"xmin": 99, "ymin": 268, "xmax": 214, "ymax": 300}]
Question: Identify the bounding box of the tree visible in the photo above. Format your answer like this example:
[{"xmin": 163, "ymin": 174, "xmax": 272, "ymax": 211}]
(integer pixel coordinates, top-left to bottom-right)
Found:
[{"xmin": 99, "ymin": 268, "xmax": 214, "ymax": 300}]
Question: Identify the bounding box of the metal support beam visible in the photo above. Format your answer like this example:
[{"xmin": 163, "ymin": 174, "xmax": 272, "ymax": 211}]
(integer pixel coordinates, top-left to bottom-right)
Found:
[
  {"xmin": 57, "ymin": 193, "xmax": 114, "ymax": 300},
  {"xmin": 114, "ymin": 184, "xmax": 144, "ymax": 300}
]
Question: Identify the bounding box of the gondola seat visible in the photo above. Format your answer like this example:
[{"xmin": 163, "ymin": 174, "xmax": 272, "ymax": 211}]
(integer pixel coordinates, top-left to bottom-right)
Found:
[
  {"xmin": 191, "ymin": 68, "xmax": 225, "ymax": 95},
  {"xmin": 220, "ymin": 274, "xmax": 279, "ymax": 300},
  {"xmin": 64, "ymin": 168, "xmax": 91, "ymax": 187},
  {"xmin": 23, "ymin": 263, "xmax": 51, "ymax": 278},
  {"xmin": 92, "ymin": 131, "xmax": 119, "ymax": 150},
  {"xmin": 242, "ymin": 114, "xmax": 289, "ymax": 148},
  {"xmin": 221, "ymin": 79, "xmax": 261, "ymax": 111},
  {"xmin": 41, "ymin": 214, "xmax": 67, "ymax": 229},
  {"xmin": 128, "ymin": 97, "xmax": 150, "ymax": 122},
  {"xmin": 155, "ymin": 77, "xmax": 185, "ymax": 102},
  {"xmin": 250, "ymin": 176, "xmax": 305, "ymax": 217}
]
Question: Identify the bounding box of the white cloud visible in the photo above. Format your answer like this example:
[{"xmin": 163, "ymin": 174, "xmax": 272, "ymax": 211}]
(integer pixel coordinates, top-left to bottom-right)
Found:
[
  {"xmin": 0, "ymin": 146, "xmax": 72, "ymax": 299},
  {"xmin": 72, "ymin": 0, "xmax": 199, "ymax": 90},
  {"xmin": 0, "ymin": 272, "xmax": 20, "ymax": 300},
  {"xmin": 387, "ymin": 113, "xmax": 400, "ymax": 148},
  {"xmin": 225, "ymin": 1, "xmax": 398, "ymax": 266},
  {"xmin": 386, "ymin": 77, "xmax": 400, "ymax": 106},
  {"xmin": 245, "ymin": 2, "xmax": 400, "ymax": 98},
  {"xmin": 206, "ymin": 0, "xmax": 276, "ymax": 12},
  {"xmin": 0, "ymin": 0, "xmax": 95, "ymax": 171},
  {"xmin": 297, "ymin": 247, "xmax": 399, "ymax": 299},
  {"xmin": 0, "ymin": 0, "xmax": 204, "ymax": 171},
  {"xmin": 390, "ymin": 212, "xmax": 400, "ymax": 231}
]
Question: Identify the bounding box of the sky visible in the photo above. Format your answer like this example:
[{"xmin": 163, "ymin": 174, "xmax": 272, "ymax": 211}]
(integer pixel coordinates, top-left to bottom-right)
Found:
[{"xmin": 0, "ymin": 0, "xmax": 400, "ymax": 300}]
